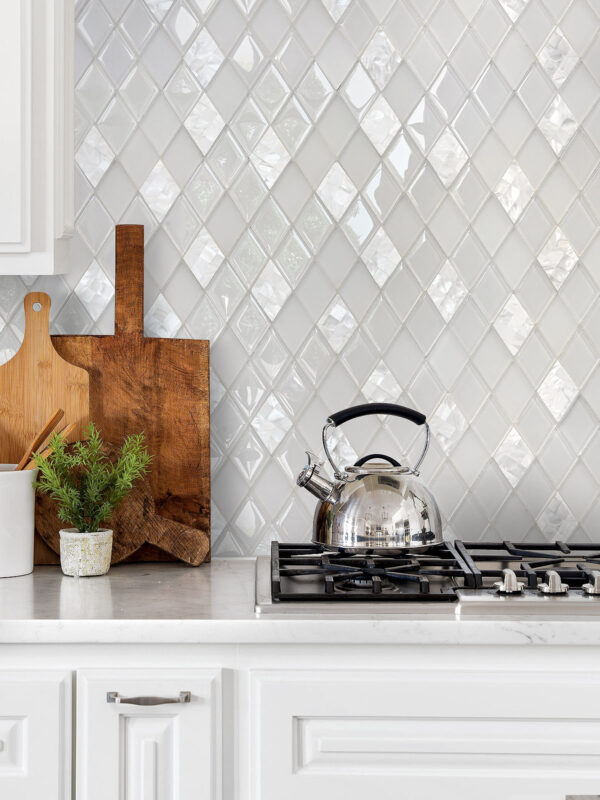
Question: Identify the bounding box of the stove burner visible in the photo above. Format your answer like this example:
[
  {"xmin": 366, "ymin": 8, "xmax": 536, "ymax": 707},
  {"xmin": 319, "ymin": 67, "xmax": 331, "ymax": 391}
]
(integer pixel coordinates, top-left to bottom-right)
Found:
[{"xmin": 338, "ymin": 578, "xmax": 401, "ymax": 593}]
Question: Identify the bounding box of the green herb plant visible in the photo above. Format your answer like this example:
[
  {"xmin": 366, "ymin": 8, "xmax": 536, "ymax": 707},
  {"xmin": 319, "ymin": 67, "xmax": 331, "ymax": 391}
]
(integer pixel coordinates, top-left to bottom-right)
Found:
[{"xmin": 34, "ymin": 422, "xmax": 152, "ymax": 533}]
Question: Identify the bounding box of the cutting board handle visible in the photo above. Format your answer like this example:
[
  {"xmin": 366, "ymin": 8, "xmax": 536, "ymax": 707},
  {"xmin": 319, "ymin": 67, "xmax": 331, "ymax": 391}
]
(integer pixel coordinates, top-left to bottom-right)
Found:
[
  {"xmin": 115, "ymin": 224, "xmax": 145, "ymax": 338},
  {"xmin": 23, "ymin": 293, "xmax": 53, "ymax": 352}
]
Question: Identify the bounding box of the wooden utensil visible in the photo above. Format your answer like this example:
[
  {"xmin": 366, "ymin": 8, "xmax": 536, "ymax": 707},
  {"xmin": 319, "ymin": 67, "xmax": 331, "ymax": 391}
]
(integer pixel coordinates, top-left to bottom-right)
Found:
[
  {"xmin": 38, "ymin": 224, "xmax": 210, "ymax": 566},
  {"xmin": 25, "ymin": 422, "xmax": 76, "ymax": 470},
  {"xmin": 0, "ymin": 293, "xmax": 88, "ymax": 464},
  {"xmin": 14, "ymin": 408, "xmax": 65, "ymax": 470},
  {"xmin": 35, "ymin": 443, "xmax": 209, "ymax": 565}
]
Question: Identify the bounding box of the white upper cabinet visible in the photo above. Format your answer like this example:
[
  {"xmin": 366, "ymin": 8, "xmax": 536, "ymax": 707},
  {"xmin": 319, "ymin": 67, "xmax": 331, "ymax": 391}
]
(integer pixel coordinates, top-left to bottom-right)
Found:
[{"xmin": 0, "ymin": 0, "xmax": 74, "ymax": 274}]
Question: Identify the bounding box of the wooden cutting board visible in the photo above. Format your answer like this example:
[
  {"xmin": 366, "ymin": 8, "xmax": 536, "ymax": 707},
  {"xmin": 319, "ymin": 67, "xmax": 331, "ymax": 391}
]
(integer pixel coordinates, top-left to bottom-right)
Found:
[
  {"xmin": 36, "ymin": 224, "xmax": 210, "ymax": 565},
  {"xmin": 0, "ymin": 291, "xmax": 89, "ymax": 463}
]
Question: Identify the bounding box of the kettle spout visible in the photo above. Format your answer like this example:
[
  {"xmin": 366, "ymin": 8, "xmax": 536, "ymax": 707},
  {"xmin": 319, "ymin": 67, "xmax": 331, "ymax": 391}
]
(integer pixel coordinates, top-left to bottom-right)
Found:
[{"xmin": 297, "ymin": 451, "xmax": 337, "ymax": 502}]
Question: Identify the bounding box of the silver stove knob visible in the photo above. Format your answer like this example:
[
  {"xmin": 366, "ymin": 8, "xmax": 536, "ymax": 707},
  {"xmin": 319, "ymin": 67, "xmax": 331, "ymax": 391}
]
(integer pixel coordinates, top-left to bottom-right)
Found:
[
  {"xmin": 493, "ymin": 568, "xmax": 524, "ymax": 594},
  {"xmin": 538, "ymin": 570, "xmax": 568, "ymax": 595},
  {"xmin": 582, "ymin": 570, "xmax": 600, "ymax": 596}
]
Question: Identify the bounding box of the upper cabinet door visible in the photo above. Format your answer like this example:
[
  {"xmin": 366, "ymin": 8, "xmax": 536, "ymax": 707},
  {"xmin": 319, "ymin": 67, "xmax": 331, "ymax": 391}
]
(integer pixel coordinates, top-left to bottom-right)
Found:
[
  {"xmin": 0, "ymin": 0, "xmax": 74, "ymax": 274},
  {"xmin": 77, "ymin": 668, "xmax": 223, "ymax": 800}
]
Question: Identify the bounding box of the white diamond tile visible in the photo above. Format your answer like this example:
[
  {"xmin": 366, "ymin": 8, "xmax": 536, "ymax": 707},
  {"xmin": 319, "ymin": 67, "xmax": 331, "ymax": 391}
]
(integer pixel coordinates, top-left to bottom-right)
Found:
[
  {"xmin": 144, "ymin": 293, "xmax": 181, "ymax": 336},
  {"xmin": 341, "ymin": 64, "xmax": 376, "ymax": 119},
  {"xmin": 428, "ymin": 128, "xmax": 468, "ymax": 187},
  {"xmin": 184, "ymin": 228, "xmax": 224, "ymax": 286},
  {"xmin": 164, "ymin": 64, "xmax": 201, "ymax": 118},
  {"xmin": 251, "ymin": 393, "xmax": 292, "ymax": 452},
  {"xmin": 316, "ymin": 162, "xmax": 357, "ymax": 220},
  {"xmin": 539, "ymin": 95, "xmax": 578, "ymax": 154},
  {"xmin": 250, "ymin": 127, "xmax": 290, "ymax": 187},
  {"xmin": 341, "ymin": 197, "xmax": 375, "ymax": 252},
  {"xmin": 207, "ymin": 262, "xmax": 245, "ymax": 318},
  {"xmin": 360, "ymin": 96, "xmax": 400, "ymax": 156},
  {"xmin": 537, "ymin": 493, "xmax": 577, "ymax": 540},
  {"xmin": 208, "ymin": 131, "xmax": 246, "ymax": 186},
  {"xmin": 431, "ymin": 396, "xmax": 467, "ymax": 454},
  {"xmin": 318, "ymin": 296, "xmax": 357, "ymax": 353},
  {"xmin": 184, "ymin": 95, "xmax": 224, "ymax": 154},
  {"xmin": 362, "ymin": 361, "xmax": 401, "ymax": 404},
  {"xmin": 494, "ymin": 295, "xmax": 533, "ymax": 355},
  {"xmin": 538, "ymin": 361, "xmax": 577, "ymax": 421},
  {"xmin": 273, "ymin": 98, "xmax": 311, "ymax": 154},
  {"xmin": 185, "ymin": 29, "xmax": 224, "ymax": 87},
  {"xmin": 360, "ymin": 30, "xmax": 400, "ymax": 90},
  {"xmin": 428, "ymin": 262, "xmax": 467, "ymax": 322},
  {"xmin": 494, "ymin": 427, "xmax": 534, "ymax": 487},
  {"xmin": 538, "ymin": 227, "xmax": 578, "ymax": 289},
  {"xmin": 362, "ymin": 228, "xmax": 400, "ymax": 288},
  {"xmin": 140, "ymin": 159, "xmax": 179, "ymax": 221},
  {"xmin": 232, "ymin": 34, "xmax": 264, "ymax": 83},
  {"xmin": 74, "ymin": 260, "xmax": 114, "ymax": 320},
  {"xmin": 252, "ymin": 260, "xmax": 291, "ymax": 320},
  {"xmin": 538, "ymin": 28, "xmax": 578, "ymax": 87},
  {"xmin": 494, "ymin": 164, "xmax": 533, "ymax": 222},
  {"xmin": 76, "ymin": 126, "xmax": 115, "ymax": 187}
]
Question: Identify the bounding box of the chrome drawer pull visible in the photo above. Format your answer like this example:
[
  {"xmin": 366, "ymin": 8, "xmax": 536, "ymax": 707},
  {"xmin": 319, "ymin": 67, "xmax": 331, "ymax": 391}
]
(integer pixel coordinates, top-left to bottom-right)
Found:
[{"xmin": 106, "ymin": 691, "xmax": 191, "ymax": 706}]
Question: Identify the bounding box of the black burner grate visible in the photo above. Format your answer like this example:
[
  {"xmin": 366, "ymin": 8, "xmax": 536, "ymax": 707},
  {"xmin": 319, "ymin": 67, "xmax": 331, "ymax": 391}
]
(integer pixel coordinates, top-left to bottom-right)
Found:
[
  {"xmin": 461, "ymin": 540, "xmax": 600, "ymax": 590},
  {"xmin": 271, "ymin": 541, "xmax": 475, "ymax": 602}
]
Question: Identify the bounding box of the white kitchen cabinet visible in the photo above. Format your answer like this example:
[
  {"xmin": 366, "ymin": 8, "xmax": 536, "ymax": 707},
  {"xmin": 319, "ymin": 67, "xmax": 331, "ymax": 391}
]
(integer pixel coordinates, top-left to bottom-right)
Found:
[
  {"xmin": 0, "ymin": 670, "xmax": 71, "ymax": 800},
  {"xmin": 251, "ymin": 669, "xmax": 600, "ymax": 800},
  {"xmin": 0, "ymin": 0, "xmax": 73, "ymax": 274},
  {"xmin": 77, "ymin": 668, "xmax": 222, "ymax": 800}
]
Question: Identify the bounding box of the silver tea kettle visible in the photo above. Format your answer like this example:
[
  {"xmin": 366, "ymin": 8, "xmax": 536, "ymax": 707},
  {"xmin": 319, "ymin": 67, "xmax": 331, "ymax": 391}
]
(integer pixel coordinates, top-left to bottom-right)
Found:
[{"xmin": 297, "ymin": 402, "xmax": 442, "ymax": 553}]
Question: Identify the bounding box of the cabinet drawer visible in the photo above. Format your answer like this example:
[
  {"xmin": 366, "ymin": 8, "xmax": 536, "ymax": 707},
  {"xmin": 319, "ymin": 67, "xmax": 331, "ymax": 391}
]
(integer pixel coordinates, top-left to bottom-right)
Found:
[
  {"xmin": 77, "ymin": 669, "xmax": 221, "ymax": 800},
  {"xmin": 0, "ymin": 670, "xmax": 71, "ymax": 800},
  {"xmin": 251, "ymin": 669, "xmax": 600, "ymax": 800}
]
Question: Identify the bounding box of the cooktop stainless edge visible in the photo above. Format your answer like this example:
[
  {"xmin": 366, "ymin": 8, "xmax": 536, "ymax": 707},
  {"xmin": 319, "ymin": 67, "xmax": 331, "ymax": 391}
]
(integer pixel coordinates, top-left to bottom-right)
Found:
[
  {"xmin": 255, "ymin": 557, "xmax": 600, "ymax": 619},
  {"xmin": 255, "ymin": 556, "xmax": 459, "ymax": 617}
]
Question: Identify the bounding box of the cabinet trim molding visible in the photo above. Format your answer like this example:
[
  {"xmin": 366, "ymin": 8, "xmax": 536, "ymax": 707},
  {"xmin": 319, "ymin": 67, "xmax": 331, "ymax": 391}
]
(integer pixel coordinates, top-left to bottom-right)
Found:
[{"xmin": 0, "ymin": 0, "xmax": 74, "ymax": 274}]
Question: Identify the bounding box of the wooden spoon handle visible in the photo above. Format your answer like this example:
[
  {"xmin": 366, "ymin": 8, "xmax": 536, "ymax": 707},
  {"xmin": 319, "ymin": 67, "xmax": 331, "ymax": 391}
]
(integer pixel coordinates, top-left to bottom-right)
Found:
[
  {"xmin": 24, "ymin": 422, "xmax": 76, "ymax": 470},
  {"xmin": 15, "ymin": 408, "xmax": 64, "ymax": 471}
]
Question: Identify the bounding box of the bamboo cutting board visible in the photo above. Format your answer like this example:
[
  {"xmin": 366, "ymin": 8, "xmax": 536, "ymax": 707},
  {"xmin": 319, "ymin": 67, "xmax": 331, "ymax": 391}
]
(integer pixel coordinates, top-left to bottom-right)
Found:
[
  {"xmin": 0, "ymin": 292, "xmax": 89, "ymax": 463},
  {"xmin": 37, "ymin": 225, "xmax": 210, "ymax": 565}
]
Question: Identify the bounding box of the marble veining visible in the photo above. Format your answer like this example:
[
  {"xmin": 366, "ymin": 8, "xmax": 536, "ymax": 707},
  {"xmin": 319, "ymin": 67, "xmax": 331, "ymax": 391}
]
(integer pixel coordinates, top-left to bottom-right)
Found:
[{"xmin": 1, "ymin": 561, "xmax": 600, "ymax": 646}]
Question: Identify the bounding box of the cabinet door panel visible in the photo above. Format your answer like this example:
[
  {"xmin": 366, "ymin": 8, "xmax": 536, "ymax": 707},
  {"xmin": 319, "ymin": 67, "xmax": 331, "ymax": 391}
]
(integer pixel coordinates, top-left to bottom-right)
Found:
[
  {"xmin": 77, "ymin": 669, "xmax": 221, "ymax": 800},
  {"xmin": 0, "ymin": 670, "xmax": 71, "ymax": 800},
  {"xmin": 251, "ymin": 669, "xmax": 600, "ymax": 800}
]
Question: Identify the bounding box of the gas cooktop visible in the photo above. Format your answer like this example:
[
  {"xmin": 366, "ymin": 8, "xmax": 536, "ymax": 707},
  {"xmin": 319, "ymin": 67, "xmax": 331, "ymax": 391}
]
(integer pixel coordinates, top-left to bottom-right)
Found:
[{"xmin": 255, "ymin": 541, "xmax": 600, "ymax": 616}]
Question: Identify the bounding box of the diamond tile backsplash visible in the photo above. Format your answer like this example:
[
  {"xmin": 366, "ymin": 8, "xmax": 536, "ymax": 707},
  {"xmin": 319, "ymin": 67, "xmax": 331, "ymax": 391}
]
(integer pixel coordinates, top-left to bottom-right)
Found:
[{"xmin": 3, "ymin": 0, "xmax": 600, "ymax": 554}]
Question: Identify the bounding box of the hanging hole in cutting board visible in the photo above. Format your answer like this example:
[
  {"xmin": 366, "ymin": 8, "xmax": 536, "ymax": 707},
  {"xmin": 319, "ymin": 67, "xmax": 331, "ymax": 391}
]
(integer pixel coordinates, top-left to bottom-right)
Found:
[{"xmin": 32, "ymin": 302, "xmax": 42, "ymax": 312}]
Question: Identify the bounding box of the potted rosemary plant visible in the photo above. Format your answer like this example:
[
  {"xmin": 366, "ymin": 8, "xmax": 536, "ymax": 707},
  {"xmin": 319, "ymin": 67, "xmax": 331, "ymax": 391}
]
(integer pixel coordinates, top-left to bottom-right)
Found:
[{"xmin": 34, "ymin": 423, "xmax": 152, "ymax": 577}]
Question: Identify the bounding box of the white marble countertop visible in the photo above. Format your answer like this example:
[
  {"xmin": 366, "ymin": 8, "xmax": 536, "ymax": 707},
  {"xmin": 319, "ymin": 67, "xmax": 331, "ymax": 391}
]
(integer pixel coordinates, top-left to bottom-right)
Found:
[{"xmin": 1, "ymin": 560, "xmax": 600, "ymax": 645}]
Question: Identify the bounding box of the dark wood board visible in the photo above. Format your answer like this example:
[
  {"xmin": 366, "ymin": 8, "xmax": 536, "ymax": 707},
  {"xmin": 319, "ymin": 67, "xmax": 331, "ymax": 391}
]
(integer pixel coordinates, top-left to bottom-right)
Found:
[{"xmin": 35, "ymin": 224, "xmax": 210, "ymax": 565}]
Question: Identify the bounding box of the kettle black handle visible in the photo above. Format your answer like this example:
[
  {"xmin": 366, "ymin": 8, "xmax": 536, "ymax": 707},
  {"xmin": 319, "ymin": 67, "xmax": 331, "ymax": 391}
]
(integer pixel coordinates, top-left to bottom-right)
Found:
[
  {"xmin": 328, "ymin": 403, "xmax": 426, "ymax": 428},
  {"xmin": 354, "ymin": 453, "xmax": 402, "ymax": 468},
  {"xmin": 322, "ymin": 403, "xmax": 430, "ymax": 478}
]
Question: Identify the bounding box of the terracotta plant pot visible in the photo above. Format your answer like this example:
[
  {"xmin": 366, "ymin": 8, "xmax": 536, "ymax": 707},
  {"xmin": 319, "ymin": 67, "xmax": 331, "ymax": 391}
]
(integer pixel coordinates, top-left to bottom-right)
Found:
[{"xmin": 59, "ymin": 529, "xmax": 113, "ymax": 577}]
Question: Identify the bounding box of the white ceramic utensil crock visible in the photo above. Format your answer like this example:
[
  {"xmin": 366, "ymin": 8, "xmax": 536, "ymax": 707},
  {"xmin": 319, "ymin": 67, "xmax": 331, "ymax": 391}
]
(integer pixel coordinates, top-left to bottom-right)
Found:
[
  {"xmin": 59, "ymin": 529, "xmax": 113, "ymax": 577},
  {"xmin": 0, "ymin": 465, "xmax": 38, "ymax": 578}
]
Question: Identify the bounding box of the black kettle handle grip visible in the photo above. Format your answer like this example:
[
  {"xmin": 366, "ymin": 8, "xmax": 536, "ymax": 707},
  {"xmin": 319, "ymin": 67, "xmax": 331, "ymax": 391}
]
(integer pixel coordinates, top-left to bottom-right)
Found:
[
  {"xmin": 328, "ymin": 403, "xmax": 426, "ymax": 428},
  {"xmin": 354, "ymin": 453, "xmax": 402, "ymax": 467}
]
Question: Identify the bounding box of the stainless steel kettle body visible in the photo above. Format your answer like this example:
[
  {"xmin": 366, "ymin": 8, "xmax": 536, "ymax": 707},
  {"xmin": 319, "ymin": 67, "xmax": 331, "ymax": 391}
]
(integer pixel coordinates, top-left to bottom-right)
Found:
[{"xmin": 297, "ymin": 403, "xmax": 443, "ymax": 554}]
